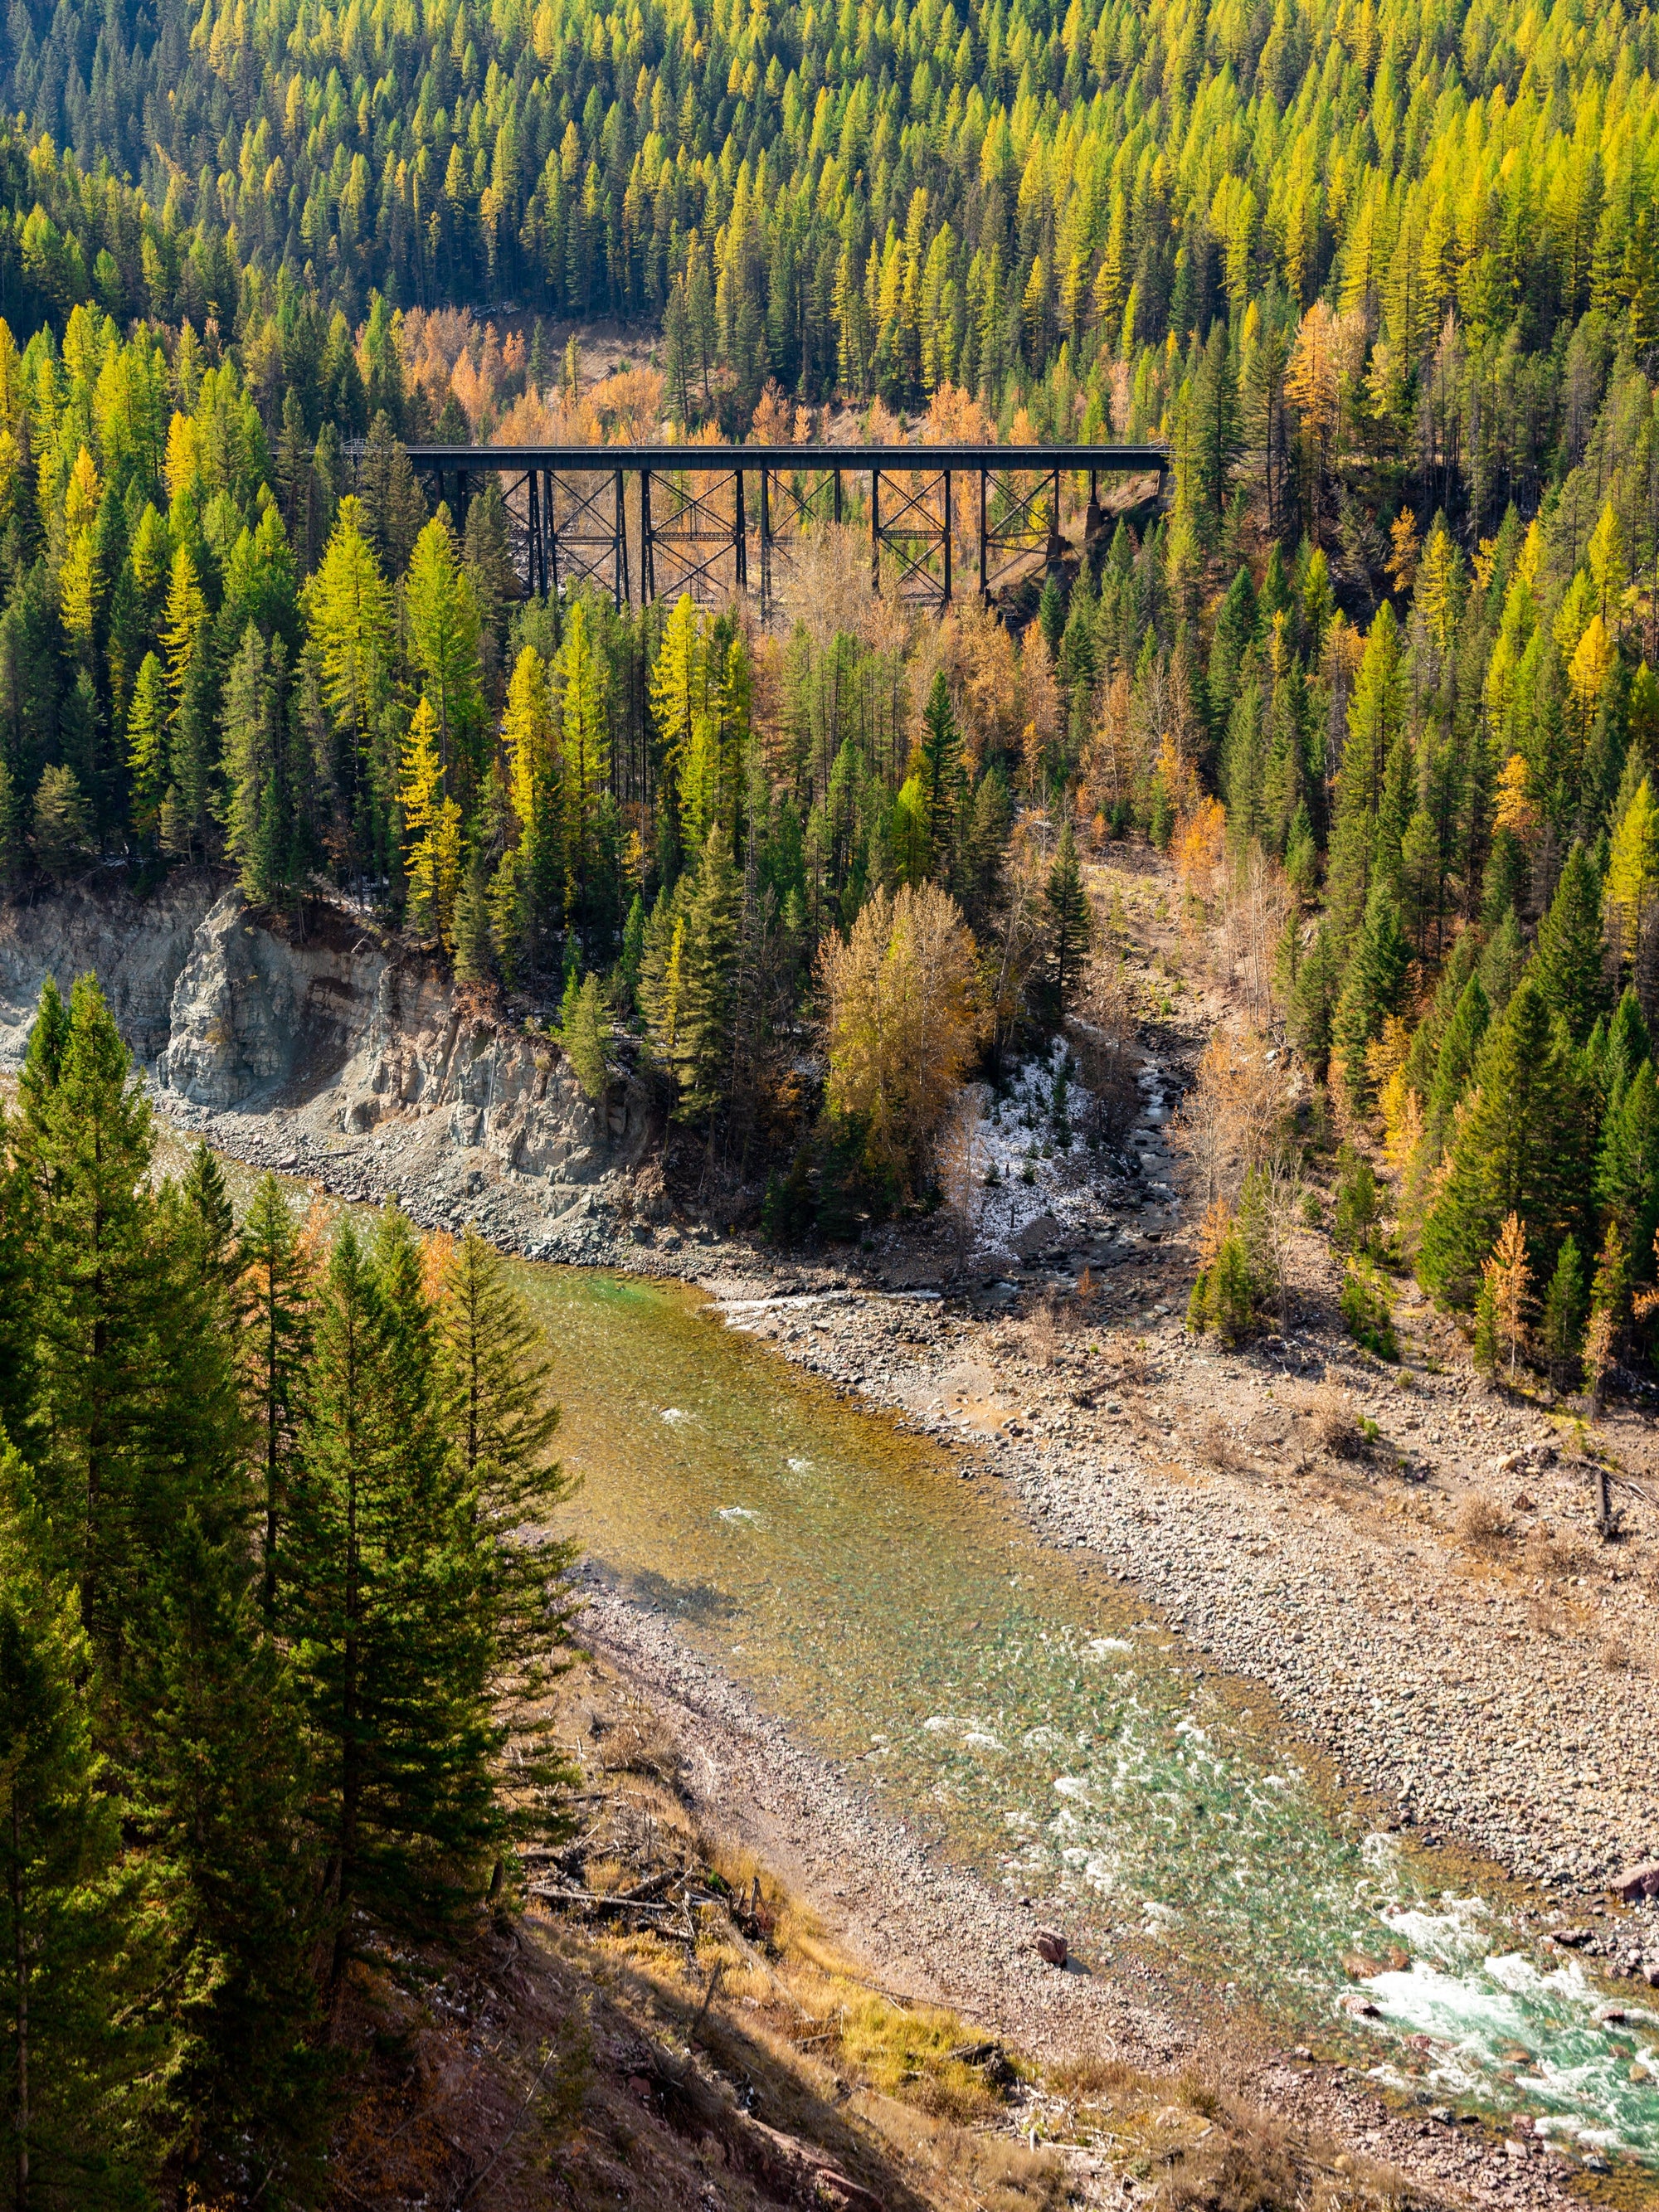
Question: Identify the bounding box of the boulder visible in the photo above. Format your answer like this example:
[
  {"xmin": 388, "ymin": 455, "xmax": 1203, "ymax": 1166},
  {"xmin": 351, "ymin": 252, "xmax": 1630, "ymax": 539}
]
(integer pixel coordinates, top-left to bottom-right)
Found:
[
  {"xmin": 1013, "ymin": 1213, "xmax": 1063, "ymax": 1260},
  {"xmin": 1035, "ymin": 1927, "xmax": 1068, "ymax": 1966},
  {"xmin": 1609, "ymin": 1862, "xmax": 1659, "ymax": 1903}
]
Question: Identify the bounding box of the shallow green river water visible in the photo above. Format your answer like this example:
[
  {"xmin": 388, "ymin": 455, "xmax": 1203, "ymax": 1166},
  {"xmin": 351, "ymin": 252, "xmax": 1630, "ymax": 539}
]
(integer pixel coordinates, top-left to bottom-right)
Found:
[
  {"xmin": 520, "ymin": 1266, "xmax": 1659, "ymax": 2173},
  {"xmin": 167, "ymin": 1140, "xmax": 1659, "ymax": 2170}
]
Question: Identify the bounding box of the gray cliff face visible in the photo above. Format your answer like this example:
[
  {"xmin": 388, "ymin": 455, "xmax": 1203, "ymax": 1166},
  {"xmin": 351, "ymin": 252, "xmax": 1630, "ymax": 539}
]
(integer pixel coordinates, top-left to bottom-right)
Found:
[
  {"xmin": 0, "ymin": 881, "xmax": 660, "ymax": 1237},
  {"xmin": 0, "ymin": 874, "xmax": 219, "ymax": 1067}
]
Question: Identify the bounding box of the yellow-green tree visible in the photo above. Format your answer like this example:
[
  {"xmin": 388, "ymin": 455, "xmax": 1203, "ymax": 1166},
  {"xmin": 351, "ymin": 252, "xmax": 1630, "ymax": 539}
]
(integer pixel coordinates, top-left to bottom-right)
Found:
[
  {"xmin": 57, "ymin": 445, "xmax": 101, "ymax": 652},
  {"xmin": 820, "ymin": 882, "xmax": 980, "ymax": 1194},
  {"xmin": 401, "ymin": 696, "xmax": 462, "ymax": 947},
  {"xmin": 557, "ymin": 601, "xmax": 608, "ymax": 920}
]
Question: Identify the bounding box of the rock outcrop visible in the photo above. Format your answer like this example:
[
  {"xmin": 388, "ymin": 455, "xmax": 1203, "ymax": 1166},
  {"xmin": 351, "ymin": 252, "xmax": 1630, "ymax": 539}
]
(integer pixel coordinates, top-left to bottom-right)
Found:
[
  {"xmin": 0, "ymin": 873, "xmax": 219, "ymax": 1066},
  {"xmin": 0, "ymin": 878, "xmax": 661, "ymax": 1244}
]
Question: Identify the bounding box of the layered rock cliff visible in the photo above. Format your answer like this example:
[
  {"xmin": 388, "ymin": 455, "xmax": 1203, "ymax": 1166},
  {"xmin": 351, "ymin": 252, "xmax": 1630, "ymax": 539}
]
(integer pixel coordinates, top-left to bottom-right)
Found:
[{"xmin": 0, "ymin": 878, "xmax": 663, "ymax": 1254}]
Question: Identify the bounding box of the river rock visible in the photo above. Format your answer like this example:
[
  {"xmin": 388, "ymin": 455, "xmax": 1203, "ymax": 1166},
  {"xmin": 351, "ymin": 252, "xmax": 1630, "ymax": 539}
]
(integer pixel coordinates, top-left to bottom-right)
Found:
[
  {"xmin": 1609, "ymin": 1861, "xmax": 1659, "ymax": 1902},
  {"xmin": 1034, "ymin": 1927, "xmax": 1068, "ymax": 1966},
  {"xmin": 1012, "ymin": 1213, "xmax": 1063, "ymax": 1260}
]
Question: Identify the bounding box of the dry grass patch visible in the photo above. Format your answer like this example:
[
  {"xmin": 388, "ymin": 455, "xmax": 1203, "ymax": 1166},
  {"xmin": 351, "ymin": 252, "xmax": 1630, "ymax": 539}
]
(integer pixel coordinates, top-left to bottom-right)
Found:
[
  {"xmin": 1304, "ymin": 1374, "xmax": 1365, "ymax": 1460},
  {"xmin": 1048, "ymin": 2058, "xmax": 1421, "ymax": 2211},
  {"xmin": 1455, "ymin": 1491, "xmax": 1510, "ymax": 1549}
]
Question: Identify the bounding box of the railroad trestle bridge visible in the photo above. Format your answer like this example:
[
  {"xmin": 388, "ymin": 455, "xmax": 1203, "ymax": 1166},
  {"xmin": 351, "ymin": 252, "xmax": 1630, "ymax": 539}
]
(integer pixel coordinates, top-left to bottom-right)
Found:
[{"xmin": 393, "ymin": 443, "xmax": 1169, "ymax": 616}]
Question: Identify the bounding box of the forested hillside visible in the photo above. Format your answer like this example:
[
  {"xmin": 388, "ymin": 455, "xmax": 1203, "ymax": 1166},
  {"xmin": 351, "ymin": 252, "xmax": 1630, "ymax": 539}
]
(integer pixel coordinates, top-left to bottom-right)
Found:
[{"xmin": 0, "ymin": 0, "xmax": 1651, "ymax": 1250}]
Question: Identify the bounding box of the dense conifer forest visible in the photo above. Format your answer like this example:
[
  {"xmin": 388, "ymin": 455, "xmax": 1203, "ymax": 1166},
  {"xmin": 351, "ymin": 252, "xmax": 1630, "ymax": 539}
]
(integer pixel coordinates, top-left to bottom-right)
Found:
[{"xmin": 0, "ymin": 0, "xmax": 1658, "ymax": 2176}]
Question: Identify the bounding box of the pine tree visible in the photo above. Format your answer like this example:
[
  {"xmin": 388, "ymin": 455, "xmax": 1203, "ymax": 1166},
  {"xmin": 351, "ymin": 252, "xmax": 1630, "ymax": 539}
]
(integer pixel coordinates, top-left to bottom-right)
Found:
[
  {"xmin": 1044, "ymin": 818, "xmax": 1092, "ymax": 1019},
  {"xmin": 0, "ymin": 1441, "xmax": 154, "ymax": 2208},
  {"xmin": 285, "ymin": 1212, "xmax": 500, "ymax": 1981},
  {"xmin": 917, "ymin": 671, "xmax": 962, "ymax": 877},
  {"xmin": 404, "ymin": 511, "xmax": 484, "ymax": 780},
  {"xmin": 562, "ymin": 972, "xmax": 609, "ymax": 1103},
  {"xmin": 1331, "ymin": 881, "xmax": 1410, "ymax": 1112},
  {"xmin": 13, "ymin": 976, "xmax": 244, "ymax": 1659},
  {"xmin": 1287, "ymin": 921, "xmax": 1340, "ymax": 1072},
  {"xmin": 671, "ymin": 824, "xmax": 741, "ymax": 1121},
  {"xmin": 237, "ymin": 1174, "xmax": 314, "ymax": 1616},
  {"xmin": 1533, "ymin": 845, "xmax": 1605, "ymax": 1045},
  {"xmin": 221, "ymin": 624, "xmax": 286, "ymax": 905},
  {"xmin": 434, "ymin": 1229, "xmax": 577, "ymax": 1855},
  {"xmin": 1542, "ymin": 1234, "xmax": 1587, "ymax": 1388},
  {"xmin": 1426, "ymin": 974, "xmax": 1491, "ymax": 1150},
  {"xmin": 452, "ymin": 845, "xmax": 496, "ymax": 984},
  {"xmin": 1419, "ymin": 978, "xmax": 1592, "ymax": 1302},
  {"xmin": 1601, "ymin": 987, "xmax": 1652, "ymax": 1106},
  {"xmin": 134, "ymin": 1510, "xmax": 327, "ymax": 2200},
  {"xmin": 125, "ymin": 650, "xmax": 168, "ymax": 846},
  {"xmin": 1595, "ymin": 1057, "xmax": 1659, "ymax": 1271}
]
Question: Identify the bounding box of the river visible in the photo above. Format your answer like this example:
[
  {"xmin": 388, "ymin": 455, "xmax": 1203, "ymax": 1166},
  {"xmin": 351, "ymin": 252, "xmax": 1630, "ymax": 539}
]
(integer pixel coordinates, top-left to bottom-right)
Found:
[
  {"xmin": 167, "ymin": 1134, "xmax": 1659, "ymax": 2176},
  {"xmin": 524, "ymin": 1264, "xmax": 1659, "ymax": 2178}
]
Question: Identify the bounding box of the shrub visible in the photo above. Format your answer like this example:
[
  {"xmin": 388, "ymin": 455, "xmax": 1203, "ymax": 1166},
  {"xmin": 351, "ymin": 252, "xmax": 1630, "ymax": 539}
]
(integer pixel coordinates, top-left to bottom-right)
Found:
[
  {"xmin": 1456, "ymin": 1492, "xmax": 1509, "ymax": 1547},
  {"xmin": 1340, "ymin": 1257, "xmax": 1398, "ymax": 1359}
]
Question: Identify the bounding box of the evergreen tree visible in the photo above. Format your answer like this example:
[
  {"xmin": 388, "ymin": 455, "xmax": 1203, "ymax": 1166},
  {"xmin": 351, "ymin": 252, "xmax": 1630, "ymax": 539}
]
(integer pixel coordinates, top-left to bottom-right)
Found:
[
  {"xmin": 236, "ymin": 1174, "xmax": 314, "ymax": 1616},
  {"xmin": 1419, "ymin": 978, "xmax": 1592, "ymax": 1301},
  {"xmin": 435, "ymin": 1229, "xmax": 578, "ymax": 1855},
  {"xmin": 1287, "ymin": 921, "xmax": 1340, "ymax": 1072},
  {"xmin": 1426, "ymin": 975, "xmax": 1491, "ymax": 1150},
  {"xmin": 562, "ymin": 973, "xmax": 610, "ymax": 1103},
  {"xmin": 13, "ymin": 976, "xmax": 244, "ymax": 1660},
  {"xmin": 670, "ymin": 824, "xmax": 741, "ymax": 1121},
  {"xmin": 0, "ymin": 1443, "xmax": 153, "ymax": 2208},
  {"xmin": 1541, "ymin": 1234, "xmax": 1587, "ymax": 1387},
  {"xmin": 134, "ymin": 1513, "xmax": 327, "ymax": 2200},
  {"xmin": 1331, "ymin": 881, "xmax": 1410, "ymax": 1112},
  {"xmin": 285, "ymin": 1213, "xmax": 500, "ymax": 1981},
  {"xmin": 1596, "ymin": 1058, "xmax": 1659, "ymax": 1273},
  {"xmin": 917, "ymin": 671, "xmax": 962, "ymax": 877},
  {"xmin": 1532, "ymin": 845, "xmax": 1605, "ymax": 1045},
  {"xmin": 1044, "ymin": 818, "xmax": 1092, "ymax": 1019}
]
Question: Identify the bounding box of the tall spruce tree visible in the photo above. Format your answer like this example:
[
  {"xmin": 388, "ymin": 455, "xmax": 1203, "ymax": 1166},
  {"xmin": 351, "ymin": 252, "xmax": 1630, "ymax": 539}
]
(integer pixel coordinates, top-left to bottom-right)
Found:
[
  {"xmin": 237, "ymin": 1174, "xmax": 315, "ymax": 1616},
  {"xmin": 1419, "ymin": 978, "xmax": 1593, "ymax": 1300},
  {"xmin": 1533, "ymin": 845, "xmax": 1606, "ymax": 1045},
  {"xmin": 13, "ymin": 976, "xmax": 245, "ymax": 1663},
  {"xmin": 285, "ymin": 1211, "xmax": 500, "ymax": 1982},
  {"xmin": 1044, "ymin": 819, "xmax": 1092, "ymax": 1019},
  {"xmin": 435, "ymin": 1229, "xmax": 579, "ymax": 1860},
  {"xmin": 1331, "ymin": 881, "xmax": 1410, "ymax": 1112},
  {"xmin": 917, "ymin": 672, "xmax": 963, "ymax": 876},
  {"xmin": 0, "ymin": 1441, "xmax": 155, "ymax": 2209},
  {"xmin": 671, "ymin": 824, "xmax": 742, "ymax": 1121}
]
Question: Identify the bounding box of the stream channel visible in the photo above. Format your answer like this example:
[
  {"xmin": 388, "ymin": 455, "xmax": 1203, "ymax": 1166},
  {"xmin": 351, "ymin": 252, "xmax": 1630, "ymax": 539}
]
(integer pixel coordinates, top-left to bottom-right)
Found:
[
  {"xmin": 516, "ymin": 1263, "xmax": 1659, "ymax": 2175},
  {"xmin": 173, "ymin": 1133, "xmax": 1659, "ymax": 2176}
]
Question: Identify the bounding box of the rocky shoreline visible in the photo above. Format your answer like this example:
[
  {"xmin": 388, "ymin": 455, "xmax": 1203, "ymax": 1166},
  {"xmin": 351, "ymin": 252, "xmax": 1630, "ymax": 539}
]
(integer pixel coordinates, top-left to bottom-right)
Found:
[{"xmin": 578, "ymin": 1579, "xmax": 1597, "ymax": 2210}]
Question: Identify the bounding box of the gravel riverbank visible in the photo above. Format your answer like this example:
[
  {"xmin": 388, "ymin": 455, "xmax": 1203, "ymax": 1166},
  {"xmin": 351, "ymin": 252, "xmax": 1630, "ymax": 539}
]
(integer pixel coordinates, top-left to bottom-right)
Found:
[{"xmin": 581, "ymin": 1578, "xmax": 1597, "ymax": 2209}]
